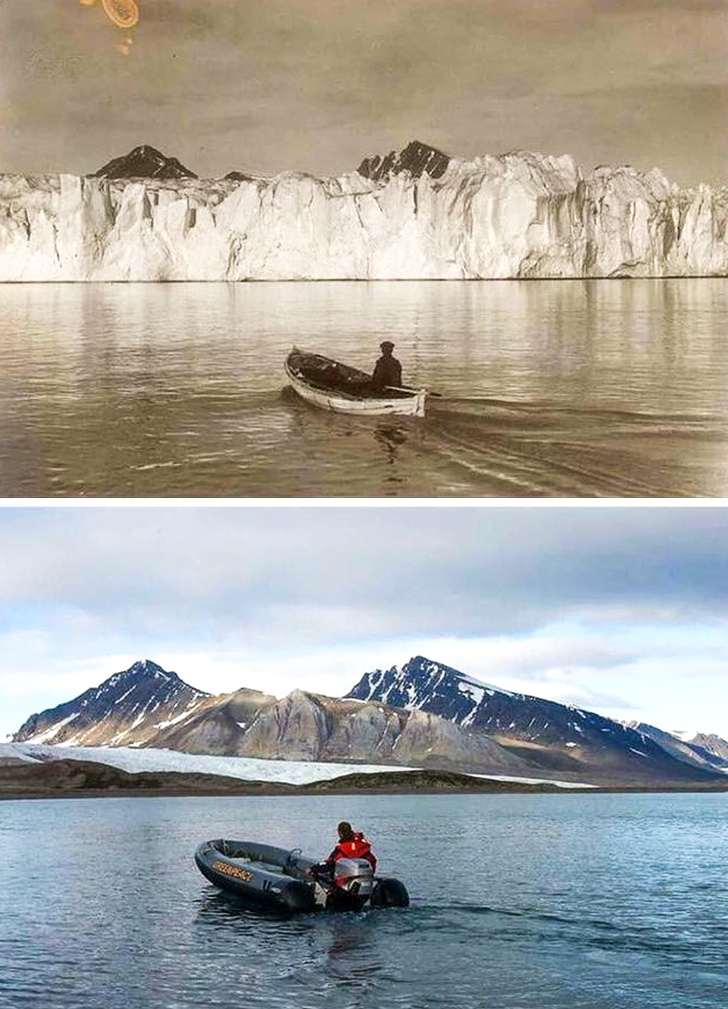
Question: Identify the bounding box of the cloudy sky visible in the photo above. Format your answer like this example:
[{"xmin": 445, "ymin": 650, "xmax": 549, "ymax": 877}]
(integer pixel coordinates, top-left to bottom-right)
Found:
[
  {"xmin": 1, "ymin": 504, "xmax": 726, "ymax": 740},
  {"xmin": 1, "ymin": 0, "xmax": 726, "ymax": 185}
]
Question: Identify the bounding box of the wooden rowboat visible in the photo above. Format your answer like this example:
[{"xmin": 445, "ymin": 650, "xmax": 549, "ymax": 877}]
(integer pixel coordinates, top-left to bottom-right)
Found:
[{"xmin": 285, "ymin": 349, "xmax": 427, "ymax": 418}]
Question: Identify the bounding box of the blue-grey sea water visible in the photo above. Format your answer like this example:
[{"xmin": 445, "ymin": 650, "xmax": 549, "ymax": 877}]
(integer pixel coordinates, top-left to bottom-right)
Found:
[
  {"xmin": 1, "ymin": 792, "xmax": 727, "ymax": 1009},
  {"xmin": 0, "ymin": 279, "xmax": 726, "ymax": 497}
]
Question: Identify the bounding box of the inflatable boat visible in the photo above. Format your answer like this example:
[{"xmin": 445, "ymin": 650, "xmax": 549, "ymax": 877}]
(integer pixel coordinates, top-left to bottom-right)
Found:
[{"xmin": 195, "ymin": 838, "xmax": 409, "ymax": 913}]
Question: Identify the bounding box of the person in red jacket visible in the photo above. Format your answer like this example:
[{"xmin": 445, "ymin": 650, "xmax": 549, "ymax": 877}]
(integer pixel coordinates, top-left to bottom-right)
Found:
[{"xmin": 325, "ymin": 821, "xmax": 377, "ymax": 873}]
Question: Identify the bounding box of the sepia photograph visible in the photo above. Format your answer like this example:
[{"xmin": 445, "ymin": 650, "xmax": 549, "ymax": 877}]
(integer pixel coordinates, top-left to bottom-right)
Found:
[{"xmin": 0, "ymin": 0, "xmax": 726, "ymax": 496}]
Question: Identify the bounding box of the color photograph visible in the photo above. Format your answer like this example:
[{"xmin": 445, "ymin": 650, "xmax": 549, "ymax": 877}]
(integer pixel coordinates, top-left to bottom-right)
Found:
[{"xmin": 1, "ymin": 504, "xmax": 728, "ymax": 1008}]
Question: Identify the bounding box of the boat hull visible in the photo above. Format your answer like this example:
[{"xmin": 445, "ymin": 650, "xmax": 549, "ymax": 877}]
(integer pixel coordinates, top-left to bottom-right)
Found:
[
  {"xmin": 195, "ymin": 839, "xmax": 317, "ymax": 912},
  {"xmin": 285, "ymin": 351, "xmax": 426, "ymax": 418}
]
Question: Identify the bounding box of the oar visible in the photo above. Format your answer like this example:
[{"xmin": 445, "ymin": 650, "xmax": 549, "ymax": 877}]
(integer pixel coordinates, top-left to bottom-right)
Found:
[{"xmin": 385, "ymin": 384, "xmax": 442, "ymax": 398}]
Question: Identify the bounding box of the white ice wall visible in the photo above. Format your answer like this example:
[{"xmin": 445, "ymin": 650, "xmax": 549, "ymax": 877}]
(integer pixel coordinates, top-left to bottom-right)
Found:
[{"xmin": 1, "ymin": 152, "xmax": 726, "ymax": 281}]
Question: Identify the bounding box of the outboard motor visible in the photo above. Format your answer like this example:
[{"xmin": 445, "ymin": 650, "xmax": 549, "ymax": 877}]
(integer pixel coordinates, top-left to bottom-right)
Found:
[{"xmin": 333, "ymin": 857, "xmax": 374, "ymax": 903}]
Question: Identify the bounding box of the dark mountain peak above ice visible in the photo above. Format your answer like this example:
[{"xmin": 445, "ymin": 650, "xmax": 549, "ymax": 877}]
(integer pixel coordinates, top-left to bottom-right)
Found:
[
  {"xmin": 357, "ymin": 140, "xmax": 451, "ymax": 182},
  {"xmin": 404, "ymin": 654, "xmax": 499, "ymax": 686},
  {"xmin": 92, "ymin": 145, "xmax": 198, "ymax": 180},
  {"xmin": 223, "ymin": 170, "xmax": 254, "ymax": 182}
]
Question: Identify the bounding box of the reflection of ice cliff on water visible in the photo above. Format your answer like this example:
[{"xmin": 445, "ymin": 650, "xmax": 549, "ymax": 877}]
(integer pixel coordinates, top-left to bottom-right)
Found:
[{"xmin": 1, "ymin": 142, "xmax": 728, "ymax": 280}]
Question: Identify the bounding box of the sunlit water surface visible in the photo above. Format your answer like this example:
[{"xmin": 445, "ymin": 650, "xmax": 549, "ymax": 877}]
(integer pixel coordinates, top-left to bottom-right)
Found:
[
  {"xmin": 1, "ymin": 793, "xmax": 727, "ymax": 1009},
  {"xmin": 0, "ymin": 280, "xmax": 726, "ymax": 496}
]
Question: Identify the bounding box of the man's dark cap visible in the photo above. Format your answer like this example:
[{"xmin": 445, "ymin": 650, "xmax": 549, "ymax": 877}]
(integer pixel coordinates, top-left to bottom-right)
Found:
[{"xmin": 380, "ymin": 340, "xmax": 395, "ymax": 350}]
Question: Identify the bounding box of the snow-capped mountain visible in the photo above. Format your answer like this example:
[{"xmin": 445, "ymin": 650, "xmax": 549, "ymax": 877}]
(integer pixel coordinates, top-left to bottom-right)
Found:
[
  {"xmin": 12, "ymin": 660, "xmax": 531, "ymax": 777},
  {"xmin": 346, "ymin": 656, "xmax": 724, "ymax": 783},
  {"xmin": 13, "ymin": 659, "xmax": 209, "ymax": 748},
  {"xmin": 1, "ymin": 141, "xmax": 726, "ymax": 281},
  {"xmin": 13, "ymin": 657, "xmax": 726, "ymax": 784}
]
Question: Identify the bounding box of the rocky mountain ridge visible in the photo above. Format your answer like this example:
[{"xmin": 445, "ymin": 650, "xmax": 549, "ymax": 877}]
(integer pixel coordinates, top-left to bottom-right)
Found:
[
  {"xmin": 1, "ymin": 141, "xmax": 726, "ymax": 281},
  {"xmin": 626, "ymin": 722, "xmax": 728, "ymax": 773},
  {"xmin": 12, "ymin": 658, "xmax": 727, "ymax": 785},
  {"xmin": 357, "ymin": 140, "xmax": 451, "ymax": 182},
  {"xmin": 346, "ymin": 656, "xmax": 727, "ymax": 783},
  {"xmin": 14, "ymin": 659, "xmax": 209, "ymax": 748},
  {"xmin": 93, "ymin": 145, "xmax": 197, "ymax": 181},
  {"xmin": 13, "ymin": 660, "xmax": 531, "ymax": 778},
  {"xmin": 685, "ymin": 733, "xmax": 728, "ymax": 767}
]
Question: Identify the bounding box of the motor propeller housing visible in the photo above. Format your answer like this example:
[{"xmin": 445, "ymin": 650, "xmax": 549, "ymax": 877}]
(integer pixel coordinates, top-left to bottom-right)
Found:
[{"xmin": 333, "ymin": 857, "xmax": 375, "ymax": 898}]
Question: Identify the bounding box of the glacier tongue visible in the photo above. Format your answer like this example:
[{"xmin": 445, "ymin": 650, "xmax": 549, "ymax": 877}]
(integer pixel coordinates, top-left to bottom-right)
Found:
[{"xmin": 1, "ymin": 151, "xmax": 726, "ymax": 281}]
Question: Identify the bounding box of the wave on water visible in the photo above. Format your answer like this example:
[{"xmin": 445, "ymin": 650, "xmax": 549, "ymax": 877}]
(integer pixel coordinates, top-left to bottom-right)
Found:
[
  {"xmin": 417, "ymin": 397, "xmax": 726, "ymax": 497},
  {"xmin": 409, "ymin": 900, "xmax": 728, "ymax": 968},
  {"xmin": 270, "ymin": 387, "xmax": 728, "ymax": 498}
]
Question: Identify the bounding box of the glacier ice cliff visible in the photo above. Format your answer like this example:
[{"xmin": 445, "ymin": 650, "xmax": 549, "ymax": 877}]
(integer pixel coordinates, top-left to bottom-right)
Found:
[{"xmin": 1, "ymin": 148, "xmax": 727, "ymax": 281}]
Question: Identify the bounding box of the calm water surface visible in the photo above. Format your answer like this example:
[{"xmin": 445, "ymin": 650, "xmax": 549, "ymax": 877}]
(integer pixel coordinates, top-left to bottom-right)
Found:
[
  {"xmin": 0, "ymin": 280, "xmax": 726, "ymax": 496},
  {"xmin": 1, "ymin": 793, "xmax": 727, "ymax": 1009}
]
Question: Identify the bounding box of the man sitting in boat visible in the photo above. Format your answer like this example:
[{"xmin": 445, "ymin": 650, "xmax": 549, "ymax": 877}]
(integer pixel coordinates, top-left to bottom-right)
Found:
[{"xmin": 372, "ymin": 341, "xmax": 402, "ymax": 393}]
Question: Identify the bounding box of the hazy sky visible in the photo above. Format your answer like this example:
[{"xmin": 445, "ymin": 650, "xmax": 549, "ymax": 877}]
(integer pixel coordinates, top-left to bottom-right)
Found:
[
  {"xmin": 1, "ymin": 0, "xmax": 726, "ymax": 185},
  {"xmin": 1, "ymin": 505, "xmax": 727, "ymax": 740}
]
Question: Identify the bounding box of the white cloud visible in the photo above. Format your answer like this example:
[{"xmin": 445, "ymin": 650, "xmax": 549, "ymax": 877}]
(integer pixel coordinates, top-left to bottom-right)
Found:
[{"xmin": 2, "ymin": 506, "xmax": 728, "ymax": 738}]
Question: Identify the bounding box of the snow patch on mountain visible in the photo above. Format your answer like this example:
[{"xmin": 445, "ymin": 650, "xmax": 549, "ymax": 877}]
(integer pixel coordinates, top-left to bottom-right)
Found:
[
  {"xmin": 25, "ymin": 713, "xmax": 80, "ymax": 744},
  {"xmin": 153, "ymin": 702, "xmax": 205, "ymax": 731}
]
